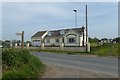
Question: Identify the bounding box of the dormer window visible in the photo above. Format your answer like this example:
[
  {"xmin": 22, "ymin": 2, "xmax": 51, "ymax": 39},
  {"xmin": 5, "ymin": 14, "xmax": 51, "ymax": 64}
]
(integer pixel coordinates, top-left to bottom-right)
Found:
[
  {"xmin": 60, "ymin": 30, "xmax": 65, "ymax": 35},
  {"xmin": 47, "ymin": 31, "xmax": 51, "ymax": 36}
]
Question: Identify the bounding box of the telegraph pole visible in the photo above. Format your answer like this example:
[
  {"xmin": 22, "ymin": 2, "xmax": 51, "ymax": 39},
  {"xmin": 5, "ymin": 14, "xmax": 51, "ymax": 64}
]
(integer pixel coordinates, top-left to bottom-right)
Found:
[{"xmin": 86, "ymin": 5, "xmax": 88, "ymax": 53}]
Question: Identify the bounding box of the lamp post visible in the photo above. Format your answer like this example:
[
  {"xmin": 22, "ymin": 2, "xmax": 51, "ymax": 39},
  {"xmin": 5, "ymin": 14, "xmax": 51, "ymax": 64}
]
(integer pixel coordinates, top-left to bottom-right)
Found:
[
  {"xmin": 73, "ymin": 9, "xmax": 77, "ymax": 29},
  {"xmin": 73, "ymin": 9, "xmax": 77, "ymax": 48},
  {"xmin": 73, "ymin": 9, "xmax": 78, "ymax": 48}
]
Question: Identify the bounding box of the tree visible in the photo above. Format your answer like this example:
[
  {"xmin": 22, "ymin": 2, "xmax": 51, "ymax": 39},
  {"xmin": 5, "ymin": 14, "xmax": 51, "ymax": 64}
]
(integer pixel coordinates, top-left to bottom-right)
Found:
[
  {"xmin": 26, "ymin": 41, "xmax": 31, "ymax": 43},
  {"xmin": 89, "ymin": 37, "xmax": 99, "ymax": 43},
  {"xmin": 113, "ymin": 37, "xmax": 120, "ymax": 43},
  {"xmin": 5, "ymin": 40, "xmax": 10, "ymax": 43},
  {"xmin": 17, "ymin": 40, "xmax": 21, "ymax": 43},
  {"xmin": 3, "ymin": 40, "xmax": 11, "ymax": 48}
]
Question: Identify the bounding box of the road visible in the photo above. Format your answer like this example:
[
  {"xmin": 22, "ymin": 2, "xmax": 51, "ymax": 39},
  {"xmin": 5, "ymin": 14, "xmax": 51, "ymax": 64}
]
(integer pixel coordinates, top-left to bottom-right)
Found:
[{"xmin": 32, "ymin": 52, "xmax": 118, "ymax": 77}]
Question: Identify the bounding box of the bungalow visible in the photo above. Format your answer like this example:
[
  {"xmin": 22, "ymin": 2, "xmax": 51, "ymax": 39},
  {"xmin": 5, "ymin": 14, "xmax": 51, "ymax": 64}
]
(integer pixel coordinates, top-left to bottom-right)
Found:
[
  {"xmin": 31, "ymin": 26, "xmax": 87, "ymax": 47},
  {"xmin": 31, "ymin": 31, "xmax": 48, "ymax": 46}
]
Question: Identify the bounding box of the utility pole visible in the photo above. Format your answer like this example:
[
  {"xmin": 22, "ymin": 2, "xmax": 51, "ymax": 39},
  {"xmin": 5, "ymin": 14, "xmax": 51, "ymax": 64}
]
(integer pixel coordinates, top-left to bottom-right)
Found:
[{"xmin": 86, "ymin": 5, "xmax": 88, "ymax": 53}]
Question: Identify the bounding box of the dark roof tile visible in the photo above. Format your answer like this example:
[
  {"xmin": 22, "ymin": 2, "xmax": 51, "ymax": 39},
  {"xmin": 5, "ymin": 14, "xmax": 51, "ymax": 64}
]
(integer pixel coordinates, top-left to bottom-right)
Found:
[
  {"xmin": 32, "ymin": 31, "xmax": 46, "ymax": 38},
  {"xmin": 32, "ymin": 28, "xmax": 84, "ymax": 38},
  {"xmin": 46, "ymin": 28, "xmax": 83, "ymax": 37}
]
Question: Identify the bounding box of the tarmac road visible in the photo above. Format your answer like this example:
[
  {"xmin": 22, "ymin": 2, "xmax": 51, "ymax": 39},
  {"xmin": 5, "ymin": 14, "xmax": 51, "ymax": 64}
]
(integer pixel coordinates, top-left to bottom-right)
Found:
[{"xmin": 32, "ymin": 52, "xmax": 118, "ymax": 77}]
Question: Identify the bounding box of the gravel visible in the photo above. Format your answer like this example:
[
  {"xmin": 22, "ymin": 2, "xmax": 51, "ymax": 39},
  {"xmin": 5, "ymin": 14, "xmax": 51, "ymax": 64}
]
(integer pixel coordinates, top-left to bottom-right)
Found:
[{"xmin": 41, "ymin": 63, "xmax": 116, "ymax": 78}]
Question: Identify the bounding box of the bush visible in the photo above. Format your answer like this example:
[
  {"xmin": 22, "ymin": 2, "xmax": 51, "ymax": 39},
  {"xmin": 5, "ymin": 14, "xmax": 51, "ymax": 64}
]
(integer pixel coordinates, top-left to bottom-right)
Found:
[{"xmin": 2, "ymin": 48, "xmax": 44, "ymax": 79}]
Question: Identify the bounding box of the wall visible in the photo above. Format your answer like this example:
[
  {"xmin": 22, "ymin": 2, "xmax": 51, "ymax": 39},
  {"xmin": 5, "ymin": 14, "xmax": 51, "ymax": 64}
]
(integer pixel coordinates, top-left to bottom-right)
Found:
[{"xmin": 28, "ymin": 46, "xmax": 86, "ymax": 52}]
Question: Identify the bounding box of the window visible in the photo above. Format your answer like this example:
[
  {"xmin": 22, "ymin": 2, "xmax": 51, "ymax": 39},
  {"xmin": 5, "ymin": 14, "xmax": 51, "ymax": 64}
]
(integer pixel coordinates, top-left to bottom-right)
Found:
[
  {"xmin": 33, "ymin": 40, "xmax": 40, "ymax": 42},
  {"xmin": 46, "ymin": 39, "xmax": 50, "ymax": 43},
  {"xmin": 67, "ymin": 38, "xmax": 76, "ymax": 43},
  {"xmin": 47, "ymin": 32, "xmax": 51, "ymax": 36},
  {"xmin": 60, "ymin": 30, "xmax": 65, "ymax": 35},
  {"xmin": 55, "ymin": 39, "xmax": 59, "ymax": 43}
]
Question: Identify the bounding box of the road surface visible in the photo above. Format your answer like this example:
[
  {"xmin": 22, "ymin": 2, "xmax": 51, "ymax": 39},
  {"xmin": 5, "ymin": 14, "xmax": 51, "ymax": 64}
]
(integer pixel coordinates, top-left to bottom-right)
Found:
[{"xmin": 32, "ymin": 52, "xmax": 118, "ymax": 78}]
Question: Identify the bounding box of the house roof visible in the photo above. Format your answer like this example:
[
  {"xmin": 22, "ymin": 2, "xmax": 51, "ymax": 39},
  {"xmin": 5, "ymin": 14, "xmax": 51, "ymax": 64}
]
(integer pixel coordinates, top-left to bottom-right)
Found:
[
  {"xmin": 46, "ymin": 28, "xmax": 84, "ymax": 37},
  {"xmin": 31, "ymin": 31, "xmax": 47, "ymax": 38},
  {"xmin": 32, "ymin": 28, "xmax": 84, "ymax": 38},
  {"xmin": 101, "ymin": 38, "xmax": 108, "ymax": 40}
]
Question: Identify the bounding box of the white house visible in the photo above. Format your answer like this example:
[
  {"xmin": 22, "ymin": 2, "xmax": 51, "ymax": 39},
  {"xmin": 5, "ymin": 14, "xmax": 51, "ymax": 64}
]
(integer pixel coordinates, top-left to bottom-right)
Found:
[
  {"xmin": 31, "ymin": 31, "xmax": 48, "ymax": 46},
  {"xmin": 31, "ymin": 26, "xmax": 87, "ymax": 47}
]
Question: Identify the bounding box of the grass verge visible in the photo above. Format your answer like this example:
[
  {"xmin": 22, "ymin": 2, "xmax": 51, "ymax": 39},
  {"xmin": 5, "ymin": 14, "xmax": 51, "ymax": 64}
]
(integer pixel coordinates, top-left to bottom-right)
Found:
[
  {"xmin": 2, "ymin": 48, "xmax": 44, "ymax": 79},
  {"xmin": 90, "ymin": 43, "xmax": 118, "ymax": 57},
  {"xmin": 30, "ymin": 43, "xmax": 119, "ymax": 57}
]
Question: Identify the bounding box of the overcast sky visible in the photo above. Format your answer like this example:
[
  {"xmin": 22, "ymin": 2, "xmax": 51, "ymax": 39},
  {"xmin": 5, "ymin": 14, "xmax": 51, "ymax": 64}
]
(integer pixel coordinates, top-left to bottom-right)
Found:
[{"xmin": 2, "ymin": 2, "xmax": 118, "ymax": 41}]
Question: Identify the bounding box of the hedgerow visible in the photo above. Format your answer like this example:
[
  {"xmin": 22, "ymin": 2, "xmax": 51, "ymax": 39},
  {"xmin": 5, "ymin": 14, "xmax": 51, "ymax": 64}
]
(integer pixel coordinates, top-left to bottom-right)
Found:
[{"xmin": 2, "ymin": 48, "xmax": 44, "ymax": 79}]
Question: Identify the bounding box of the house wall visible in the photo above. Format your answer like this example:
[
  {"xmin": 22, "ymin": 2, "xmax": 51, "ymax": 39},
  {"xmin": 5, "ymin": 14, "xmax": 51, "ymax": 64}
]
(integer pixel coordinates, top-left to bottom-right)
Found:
[
  {"xmin": 79, "ymin": 28, "xmax": 87, "ymax": 46},
  {"xmin": 45, "ymin": 37, "xmax": 63, "ymax": 46},
  {"xmin": 31, "ymin": 37, "xmax": 41, "ymax": 46},
  {"xmin": 79, "ymin": 36, "xmax": 83, "ymax": 46},
  {"xmin": 64, "ymin": 30, "xmax": 81, "ymax": 46}
]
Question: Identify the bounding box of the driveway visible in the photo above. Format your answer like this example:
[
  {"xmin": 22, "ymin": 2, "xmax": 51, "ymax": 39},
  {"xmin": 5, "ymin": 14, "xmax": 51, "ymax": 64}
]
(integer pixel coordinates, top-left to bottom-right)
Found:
[{"xmin": 32, "ymin": 52, "xmax": 118, "ymax": 78}]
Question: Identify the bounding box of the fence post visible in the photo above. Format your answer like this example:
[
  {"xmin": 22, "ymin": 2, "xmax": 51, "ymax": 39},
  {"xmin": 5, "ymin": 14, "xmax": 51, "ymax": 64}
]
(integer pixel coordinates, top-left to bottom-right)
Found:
[
  {"xmin": 10, "ymin": 43, "xmax": 13, "ymax": 48},
  {"xmin": 15, "ymin": 43, "xmax": 18, "ymax": 48},
  {"xmin": 87, "ymin": 42, "xmax": 90, "ymax": 52},
  {"xmin": 60, "ymin": 43, "xmax": 64, "ymax": 50},
  {"xmin": 41, "ymin": 43, "xmax": 45, "ymax": 50},
  {"xmin": 26, "ymin": 43, "xmax": 30, "ymax": 49}
]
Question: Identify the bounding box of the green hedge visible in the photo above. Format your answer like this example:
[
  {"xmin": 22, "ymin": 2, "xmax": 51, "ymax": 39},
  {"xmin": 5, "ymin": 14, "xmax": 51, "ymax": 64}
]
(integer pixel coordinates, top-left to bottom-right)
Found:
[{"xmin": 2, "ymin": 48, "xmax": 44, "ymax": 79}]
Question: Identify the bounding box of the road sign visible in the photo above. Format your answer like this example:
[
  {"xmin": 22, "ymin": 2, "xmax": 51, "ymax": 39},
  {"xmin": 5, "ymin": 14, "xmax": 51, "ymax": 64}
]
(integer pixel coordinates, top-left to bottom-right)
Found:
[
  {"xmin": 16, "ymin": 32, "xmax": 22, "ymax": 36},
  {"xmin": 15, "ymin": 31, "xmax": 24, "ymax": 48}
]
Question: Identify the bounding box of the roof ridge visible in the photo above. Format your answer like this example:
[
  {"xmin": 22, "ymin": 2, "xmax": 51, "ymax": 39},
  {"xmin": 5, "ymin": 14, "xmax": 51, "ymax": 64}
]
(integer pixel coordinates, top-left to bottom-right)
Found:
[{"xmin": 48, "ymin": 27, "xmax": 82, "ymax": 32}]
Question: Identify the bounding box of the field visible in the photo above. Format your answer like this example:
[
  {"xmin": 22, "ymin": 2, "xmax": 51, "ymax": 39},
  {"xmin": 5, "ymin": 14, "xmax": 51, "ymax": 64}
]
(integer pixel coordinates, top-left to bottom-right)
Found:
[{"xmin": 90, "ymin": 43, "xmax": 118, "ymax": 57}]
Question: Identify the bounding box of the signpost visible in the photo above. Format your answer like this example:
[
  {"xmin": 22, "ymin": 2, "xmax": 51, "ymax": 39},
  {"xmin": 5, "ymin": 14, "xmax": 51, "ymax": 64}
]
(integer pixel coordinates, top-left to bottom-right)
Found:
[{"xmin": 16, "ymin": 31, "xmax": 24, "ymax": 49}]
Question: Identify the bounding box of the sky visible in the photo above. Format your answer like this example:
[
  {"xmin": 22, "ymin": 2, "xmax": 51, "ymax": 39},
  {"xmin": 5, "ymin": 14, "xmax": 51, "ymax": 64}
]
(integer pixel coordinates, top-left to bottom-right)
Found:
[{"xmin": 1, "ymin": 2, "xmax": 118, "ymax": 41}]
